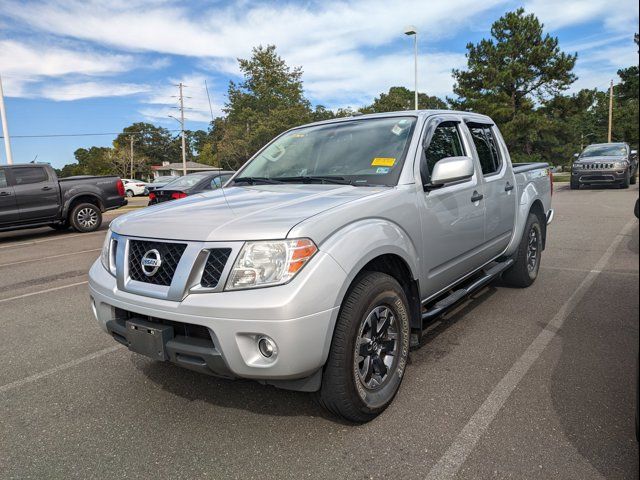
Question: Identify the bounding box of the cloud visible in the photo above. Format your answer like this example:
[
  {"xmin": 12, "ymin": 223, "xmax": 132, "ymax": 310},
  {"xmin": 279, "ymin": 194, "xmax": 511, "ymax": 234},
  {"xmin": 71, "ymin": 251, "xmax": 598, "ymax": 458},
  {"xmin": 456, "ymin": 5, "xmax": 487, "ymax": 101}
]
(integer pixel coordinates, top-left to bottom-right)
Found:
[
  {"xmin": 0, "ymin": 39, "xmax": 134, "ymax": 78},
  {"xmin": 140, "ymin": 74, "xmax": 225, "ymax": 124},
  {"xmin": 3, "ymin": 0, "xmax": 507, "ymax": 59},
  {"xmin": 525, "ymin": 0, "xmax": 639, "ymax": 33},
  {"xmin": 40, "ymin": 81, "xmax": 152, "ymax": 101}
]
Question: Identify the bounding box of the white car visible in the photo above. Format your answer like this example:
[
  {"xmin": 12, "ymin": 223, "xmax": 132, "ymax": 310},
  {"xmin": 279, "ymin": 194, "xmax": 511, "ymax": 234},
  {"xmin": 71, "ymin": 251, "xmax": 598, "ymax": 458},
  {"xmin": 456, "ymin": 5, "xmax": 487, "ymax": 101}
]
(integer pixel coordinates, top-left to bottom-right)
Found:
[{"xmin": 121, "ymin": 179, "xmax": 147, "ymax": 197}]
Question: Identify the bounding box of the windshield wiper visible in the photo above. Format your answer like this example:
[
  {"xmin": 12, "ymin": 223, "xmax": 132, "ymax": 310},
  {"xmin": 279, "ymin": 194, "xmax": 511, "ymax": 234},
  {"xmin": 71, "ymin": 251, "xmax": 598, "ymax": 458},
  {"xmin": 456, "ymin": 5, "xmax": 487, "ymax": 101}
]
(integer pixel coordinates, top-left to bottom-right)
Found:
[
  {"xmin": 233, "ymin": 176, "xmax": 285, "ymax": 185},
  {"xmin": 275, "ymin": 175, "xmax": 352, "ymax": 185}
]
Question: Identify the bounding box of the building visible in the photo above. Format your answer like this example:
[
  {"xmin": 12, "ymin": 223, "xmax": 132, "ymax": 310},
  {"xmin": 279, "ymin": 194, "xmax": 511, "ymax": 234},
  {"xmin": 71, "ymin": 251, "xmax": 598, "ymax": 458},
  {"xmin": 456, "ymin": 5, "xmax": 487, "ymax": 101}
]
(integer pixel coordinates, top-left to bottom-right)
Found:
[{"xmin": 150, "ymin": 161, "xmax": 221, "ymax": 179}]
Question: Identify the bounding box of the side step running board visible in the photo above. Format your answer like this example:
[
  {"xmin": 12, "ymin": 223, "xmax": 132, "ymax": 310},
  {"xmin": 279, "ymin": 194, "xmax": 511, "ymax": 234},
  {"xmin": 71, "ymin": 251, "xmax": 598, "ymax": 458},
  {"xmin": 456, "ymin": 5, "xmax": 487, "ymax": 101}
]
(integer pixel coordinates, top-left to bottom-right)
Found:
[{"xmin": 421, "ymin": 258, "xmax": 514, "ymax": 323}]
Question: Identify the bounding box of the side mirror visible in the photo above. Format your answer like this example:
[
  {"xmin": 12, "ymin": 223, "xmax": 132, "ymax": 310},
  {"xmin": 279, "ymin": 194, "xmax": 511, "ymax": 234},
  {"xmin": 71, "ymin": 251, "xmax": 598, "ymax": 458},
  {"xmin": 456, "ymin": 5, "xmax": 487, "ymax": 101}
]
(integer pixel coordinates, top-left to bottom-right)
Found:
[
  {"xmin": 573, "ymin": 153, "xmax": 580, "ymax": 158},
  {"xmin": 425, "ymin": 156, "xmax": 475, "ymax": 190},
  {"xmin": 631, "ymin": 149, "xmax": 637, "ymax": 156}
]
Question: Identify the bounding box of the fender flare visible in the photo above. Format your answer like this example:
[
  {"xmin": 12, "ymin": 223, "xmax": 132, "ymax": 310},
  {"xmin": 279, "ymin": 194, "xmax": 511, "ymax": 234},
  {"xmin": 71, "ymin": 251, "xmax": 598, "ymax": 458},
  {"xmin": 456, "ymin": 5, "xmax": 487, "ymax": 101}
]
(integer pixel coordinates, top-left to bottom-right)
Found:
[{"xmin": 62, "ymin": 193, "xmax": 104, "ymax": 218}]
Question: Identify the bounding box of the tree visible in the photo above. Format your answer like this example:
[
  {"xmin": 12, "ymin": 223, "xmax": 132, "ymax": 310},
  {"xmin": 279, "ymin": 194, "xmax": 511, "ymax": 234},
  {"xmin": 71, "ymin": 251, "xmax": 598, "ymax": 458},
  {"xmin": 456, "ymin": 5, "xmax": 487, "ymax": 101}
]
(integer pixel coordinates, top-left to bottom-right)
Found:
[
  {"xmin": 360, "ymin": 86, "xmax": 446, "ymax": 113},
  {"xmin": 113, "ymin": 122, "xmax": 181, "ymax": 167},
  {"xmin": 216, "ymin": 45, "xmax": 313, "ymax": 169},
  {"xmin": 452, "ymin": 8, "xmax": 577, "ymax": 161}
]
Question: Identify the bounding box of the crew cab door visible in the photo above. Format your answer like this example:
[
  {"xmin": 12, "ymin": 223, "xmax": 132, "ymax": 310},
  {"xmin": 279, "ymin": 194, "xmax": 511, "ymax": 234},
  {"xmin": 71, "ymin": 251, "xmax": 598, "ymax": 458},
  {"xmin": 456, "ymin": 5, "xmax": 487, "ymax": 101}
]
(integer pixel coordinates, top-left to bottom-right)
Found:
[
  {"xmin": 465, "ymin": 122, "xmax": 517, "ymax": 262},
  {"xmin": 0, "ymin": 167, "xmax": 19, "ymax": 225},
  {"xmin": 11, "ymin": 166, "xmax": 60, "ymax": 221},
  {"xmin": 417, "ymin": 117, "xmax": 486, "ymax": 298}
]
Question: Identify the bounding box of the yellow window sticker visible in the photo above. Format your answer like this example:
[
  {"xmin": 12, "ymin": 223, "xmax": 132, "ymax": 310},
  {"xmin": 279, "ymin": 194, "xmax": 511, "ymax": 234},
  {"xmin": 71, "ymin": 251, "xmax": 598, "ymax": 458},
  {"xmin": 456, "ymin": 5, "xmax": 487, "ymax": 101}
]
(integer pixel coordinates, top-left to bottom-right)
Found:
[{"xmin": 371, "ymin": 157, "xmax": 396, "ymax": 167}]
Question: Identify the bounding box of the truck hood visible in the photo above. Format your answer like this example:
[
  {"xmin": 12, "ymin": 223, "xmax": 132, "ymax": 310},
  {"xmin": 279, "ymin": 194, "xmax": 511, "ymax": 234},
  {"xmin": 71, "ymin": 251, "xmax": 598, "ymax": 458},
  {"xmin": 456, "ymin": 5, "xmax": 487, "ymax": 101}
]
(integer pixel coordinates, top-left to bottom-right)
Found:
[
  {"xmin": 576, "ymin": 155, "xmax": 625, "ymax": 164},
  {"xmin": 111, "ymin": 184, "xmax": 388, "ymax": 241}
]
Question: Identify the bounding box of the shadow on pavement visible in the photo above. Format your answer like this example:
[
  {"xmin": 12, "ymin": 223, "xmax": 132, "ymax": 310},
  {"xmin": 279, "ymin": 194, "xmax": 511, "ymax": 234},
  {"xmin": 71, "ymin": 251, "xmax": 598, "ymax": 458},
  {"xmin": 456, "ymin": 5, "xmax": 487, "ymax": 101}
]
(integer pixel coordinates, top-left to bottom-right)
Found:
[{"xmin": 550, "ymin": 272, "xmax": 639, "ymax": 479}]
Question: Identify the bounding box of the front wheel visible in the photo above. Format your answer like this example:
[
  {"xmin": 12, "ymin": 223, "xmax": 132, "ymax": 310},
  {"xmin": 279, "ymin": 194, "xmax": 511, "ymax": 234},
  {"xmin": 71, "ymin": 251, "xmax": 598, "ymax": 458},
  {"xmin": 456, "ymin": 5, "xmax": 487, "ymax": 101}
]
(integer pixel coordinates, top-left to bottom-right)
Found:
[
  {"xmin": 502, "ymin": 213, "xmax": 543, "ymax": 288},
  {"xmin": 318, "ymin": 271, "xmax": 410, "ymax": 423},
  {"xmin": 620, "ymin": 171, "xmax": 630, "ymax": 189},
  {"xmin": 69, "ymin": 203, "xmax": 102, "ymax": 232}
]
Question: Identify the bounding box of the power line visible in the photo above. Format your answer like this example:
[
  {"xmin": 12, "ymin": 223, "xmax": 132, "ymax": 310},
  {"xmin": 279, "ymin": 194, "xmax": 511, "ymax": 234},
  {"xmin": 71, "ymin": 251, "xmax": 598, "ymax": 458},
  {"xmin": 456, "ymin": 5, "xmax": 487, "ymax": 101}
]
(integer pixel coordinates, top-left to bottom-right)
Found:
[{"xmin": 0, "ymin": 129, "xmax": 181, "ymax": 139}]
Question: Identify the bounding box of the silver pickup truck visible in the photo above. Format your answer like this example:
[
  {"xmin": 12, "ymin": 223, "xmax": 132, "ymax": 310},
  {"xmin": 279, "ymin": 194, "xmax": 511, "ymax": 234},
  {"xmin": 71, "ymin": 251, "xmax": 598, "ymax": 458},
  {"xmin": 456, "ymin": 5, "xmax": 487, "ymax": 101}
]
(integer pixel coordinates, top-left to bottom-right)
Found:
[{"xmin": 89, "ymin": 111, "xmax": 553, "ymax": 422}]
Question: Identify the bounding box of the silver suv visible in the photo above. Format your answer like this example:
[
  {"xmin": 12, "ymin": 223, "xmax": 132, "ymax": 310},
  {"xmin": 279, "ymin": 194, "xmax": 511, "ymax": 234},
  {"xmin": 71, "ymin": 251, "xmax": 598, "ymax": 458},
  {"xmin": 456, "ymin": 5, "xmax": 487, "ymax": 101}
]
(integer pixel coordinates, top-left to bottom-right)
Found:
[{"xmin": 89, "ymin": 111, "xmax": 553, "ymax": 422}]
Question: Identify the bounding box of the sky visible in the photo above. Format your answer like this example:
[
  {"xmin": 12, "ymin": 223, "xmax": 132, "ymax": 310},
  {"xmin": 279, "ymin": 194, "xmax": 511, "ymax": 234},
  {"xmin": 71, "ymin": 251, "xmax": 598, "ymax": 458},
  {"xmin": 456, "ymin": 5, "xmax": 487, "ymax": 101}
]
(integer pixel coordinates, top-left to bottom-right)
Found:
[{"xmin": 0, "ymin": 0, "xmax": 638, "ymax": 169}]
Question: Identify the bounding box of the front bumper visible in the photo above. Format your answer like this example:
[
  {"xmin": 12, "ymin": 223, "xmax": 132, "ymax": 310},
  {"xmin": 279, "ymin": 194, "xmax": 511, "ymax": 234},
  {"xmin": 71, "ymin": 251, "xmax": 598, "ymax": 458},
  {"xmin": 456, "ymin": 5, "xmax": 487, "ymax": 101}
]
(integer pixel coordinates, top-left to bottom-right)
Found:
[
  {"xmin": 572, "ymin": 169, "xmax": 628, "ymax": 184},
  {"xmin": 88, "ymin": 249, "xmax": 345, "ymax": 385}
]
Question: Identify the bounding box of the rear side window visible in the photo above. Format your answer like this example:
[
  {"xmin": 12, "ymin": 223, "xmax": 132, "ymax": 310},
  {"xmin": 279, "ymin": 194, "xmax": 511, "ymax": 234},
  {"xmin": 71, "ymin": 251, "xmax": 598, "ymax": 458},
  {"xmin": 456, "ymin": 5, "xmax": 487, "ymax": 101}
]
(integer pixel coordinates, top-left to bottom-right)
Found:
[
  {"xmin": 468, "ymin": 124, "xmax": 502, "ymax": 175},
  {"xmin": 0, "ymin": 170, "xmax": 7, "ymax": 188},
  {"xmin": 13, "ymin": 167, "xmax": 48, "ymax": 185}
]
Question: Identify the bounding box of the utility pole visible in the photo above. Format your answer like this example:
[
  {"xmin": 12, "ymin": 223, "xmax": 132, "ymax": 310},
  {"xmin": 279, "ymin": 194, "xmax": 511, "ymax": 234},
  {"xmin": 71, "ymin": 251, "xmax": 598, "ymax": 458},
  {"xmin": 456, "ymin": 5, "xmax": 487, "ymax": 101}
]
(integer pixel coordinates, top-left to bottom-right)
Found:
[
  {"xmin": 179, "ymin": 82, "xmax": 187, "ymax": 176},
  {"xmin": 130, "ymin": 135, "xmax": 134, "ymax": 179},
  {"xmin": 0, "ymin": 74, "xmax": 14, "ymax": 165},
  {"xmin": 607, "ymin": 79, "xmax": 614, "ymax": 143}
]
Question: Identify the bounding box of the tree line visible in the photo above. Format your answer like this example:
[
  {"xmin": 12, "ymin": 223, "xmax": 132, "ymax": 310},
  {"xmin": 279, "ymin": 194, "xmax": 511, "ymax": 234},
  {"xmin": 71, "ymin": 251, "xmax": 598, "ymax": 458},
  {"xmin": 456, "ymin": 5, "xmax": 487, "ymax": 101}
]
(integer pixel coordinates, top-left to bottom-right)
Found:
[{"xmin": 58, "ymin": 9, "xmax": 639, "ymax": 178}]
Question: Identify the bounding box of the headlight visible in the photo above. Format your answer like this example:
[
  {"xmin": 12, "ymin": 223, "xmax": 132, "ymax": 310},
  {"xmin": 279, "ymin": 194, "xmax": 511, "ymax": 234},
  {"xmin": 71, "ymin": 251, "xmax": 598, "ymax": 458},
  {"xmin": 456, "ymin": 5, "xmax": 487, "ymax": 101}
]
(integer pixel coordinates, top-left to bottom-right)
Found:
[
  {"xmin": 100, "ymin": 229, "xmax": 116, "ymax": 275},
  {"xmin": 226, "ymin": 238, "xmax": 317, "ymax": 290},
  {"xmin": 615, "ymin": 161, "xmax": 628, "ymax": 168}
]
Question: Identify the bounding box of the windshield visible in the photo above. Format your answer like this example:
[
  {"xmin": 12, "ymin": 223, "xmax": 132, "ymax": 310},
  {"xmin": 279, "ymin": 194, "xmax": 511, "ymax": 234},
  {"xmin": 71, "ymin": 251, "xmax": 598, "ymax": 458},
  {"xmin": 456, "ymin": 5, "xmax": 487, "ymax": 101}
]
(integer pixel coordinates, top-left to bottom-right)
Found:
[
  {"xmin": 153, "ymin": 176, "xmax": 174, "ymax": 183},
  {"xmin": 581, "ymin": 145, "xmax": 627, "ymax": 157},
  {"xmin": 236, "ymin": 117, "xmax": 417, "ymax": 186},
  {"xmin": 163, "ymin": 173, "xmax": 209, "ymax": 189}
]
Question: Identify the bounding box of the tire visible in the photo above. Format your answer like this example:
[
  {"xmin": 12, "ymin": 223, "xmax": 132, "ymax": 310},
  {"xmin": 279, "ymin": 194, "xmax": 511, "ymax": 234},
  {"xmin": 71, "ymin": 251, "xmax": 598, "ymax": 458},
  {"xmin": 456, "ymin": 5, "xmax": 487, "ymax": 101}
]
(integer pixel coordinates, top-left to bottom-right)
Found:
[
  {"xmin": 69, "ymin": 203, "xmax": 102, "ymax": 232},
  {"xmin": 630, "ymin": 171, "xmax": 636, "ymax": 185},
  {"xmin": 318, "ymin": 271, "xmax": 411, "ymax": 423},
  {"xmin": 570, "ymin": 178, "xmax": 579, "ymax": 190},
  {"xmin": 620, "ymin": 171, "xmax": 630, "ymax": 189},
  {"xmin": 126, "ymin": 189, "xmax": 134, "ymax": 197},
  {"xmin": 502, "ymin": 213, "xmax": 543, "ymax": 288}
]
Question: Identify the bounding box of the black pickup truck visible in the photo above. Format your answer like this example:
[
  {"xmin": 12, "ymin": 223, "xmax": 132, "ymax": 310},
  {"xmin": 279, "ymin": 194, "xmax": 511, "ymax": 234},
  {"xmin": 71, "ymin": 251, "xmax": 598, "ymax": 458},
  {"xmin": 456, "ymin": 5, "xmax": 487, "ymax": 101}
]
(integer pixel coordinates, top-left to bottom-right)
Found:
[{"xmin": 0, "ymin": 163, "xmax": 127, "ymax": 233}]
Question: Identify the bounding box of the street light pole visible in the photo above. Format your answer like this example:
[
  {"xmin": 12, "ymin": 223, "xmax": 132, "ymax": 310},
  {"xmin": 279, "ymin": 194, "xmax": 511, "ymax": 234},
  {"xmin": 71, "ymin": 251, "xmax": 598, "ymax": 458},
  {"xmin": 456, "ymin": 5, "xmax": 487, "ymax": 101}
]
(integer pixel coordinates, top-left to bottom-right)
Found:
[
  {"xmin": 0, "ymin": 74, "xmax": 14, "ymax": 165},
  {"xmin": 404, "ymin": 26, "xmax": 418, "ymax": 110},
  {"xmin": 179, "ymin": 82, "xmax": 187, "ymax": 176},
  {"xmin": 130, "ymin": 135, "xmax": 134, "ymax": 179}
]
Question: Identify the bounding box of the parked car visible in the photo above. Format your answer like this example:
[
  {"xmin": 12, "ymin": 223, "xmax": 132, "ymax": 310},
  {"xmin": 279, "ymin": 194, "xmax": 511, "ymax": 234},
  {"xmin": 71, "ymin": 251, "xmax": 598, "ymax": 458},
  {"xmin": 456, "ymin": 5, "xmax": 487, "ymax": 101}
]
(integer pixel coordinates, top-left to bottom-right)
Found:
[
  {"xmin": 0, "ymin": 163, "xmax": 127, "ymax": 233},
  {"xmin": 571, "ymin": 142, "xmax": 638, "ymax": 189},
  {"xmin": 121, "ymin": 179, "xmax": 147, "ymax": 197},
  {"xmin": 144, "ymin": 176, "xmax": 176, "ymax": 195},
  {"xmin": 89, "ymin": 111, "xmax": 553, "ymax": 422},
  {"xmin": 148, "ymin": 171, "xmax": 235, "ymax": 205}
]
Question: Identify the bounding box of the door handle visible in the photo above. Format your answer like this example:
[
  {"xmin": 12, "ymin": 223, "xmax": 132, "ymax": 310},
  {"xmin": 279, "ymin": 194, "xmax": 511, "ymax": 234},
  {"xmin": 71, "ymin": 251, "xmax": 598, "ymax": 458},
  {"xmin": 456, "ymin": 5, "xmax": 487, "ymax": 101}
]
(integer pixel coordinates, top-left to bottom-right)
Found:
[
  {"xmin": 41, "ymin": 186, "xmax": 53, "ymax": 191},
  {"xmin": 0, "ymin": 191, "xmax": 10, "ymax": 196},
  {"xmin": 471, "ymin": 191, "xmax": 484, "ymax": 203},
  {"xmin": 505, "ymin": 182, "xmax": 514, "ymax": 192}
]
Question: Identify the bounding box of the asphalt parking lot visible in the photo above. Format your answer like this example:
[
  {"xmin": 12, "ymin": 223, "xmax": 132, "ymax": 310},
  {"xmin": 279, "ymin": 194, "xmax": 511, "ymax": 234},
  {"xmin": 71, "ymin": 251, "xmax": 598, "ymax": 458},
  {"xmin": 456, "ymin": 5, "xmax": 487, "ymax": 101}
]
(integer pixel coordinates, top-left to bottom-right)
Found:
[{"xmin": 1, "ymin": 186, "xmax": 638, "ymax": 479}]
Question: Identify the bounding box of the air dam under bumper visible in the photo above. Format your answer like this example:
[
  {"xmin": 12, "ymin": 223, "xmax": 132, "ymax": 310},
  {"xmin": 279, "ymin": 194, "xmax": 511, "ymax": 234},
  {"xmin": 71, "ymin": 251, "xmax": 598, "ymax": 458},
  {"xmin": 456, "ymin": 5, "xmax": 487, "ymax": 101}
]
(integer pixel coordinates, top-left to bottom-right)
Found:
[
  {"xmin": 573, "ymin": 169, "xmax": 628, "ymax": 184},
  {"xmin": 88, "ymin": 252, "xmax": 344, "ymax": 390}
]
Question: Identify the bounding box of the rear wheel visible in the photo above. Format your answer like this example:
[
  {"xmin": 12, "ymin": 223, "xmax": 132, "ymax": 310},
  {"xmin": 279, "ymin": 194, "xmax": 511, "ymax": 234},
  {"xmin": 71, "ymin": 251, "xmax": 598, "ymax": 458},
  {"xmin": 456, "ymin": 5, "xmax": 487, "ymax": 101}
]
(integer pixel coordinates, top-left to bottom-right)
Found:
[
  {"xmin": 502, "ymin": 213, "xmax": 542, "ymax": 288},
  {"xmin": 318, "ymin": 271, "xmax": 410, "ymax": 423},
  {"xmin": 69, "ymin": 203, "xmax": 102, "ymax": 232},
  {"xmin": 126, "ymin": 189, "xmax": 134, "ymax": 197}
]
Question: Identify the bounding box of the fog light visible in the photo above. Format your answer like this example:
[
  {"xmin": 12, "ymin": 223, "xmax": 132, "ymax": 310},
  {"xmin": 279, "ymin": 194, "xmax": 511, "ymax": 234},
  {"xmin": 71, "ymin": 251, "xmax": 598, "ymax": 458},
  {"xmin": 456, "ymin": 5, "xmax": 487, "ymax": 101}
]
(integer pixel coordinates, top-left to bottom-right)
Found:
[{"xmin": 258, "ymin": 337, "xmax": 276, "ymax": 358}]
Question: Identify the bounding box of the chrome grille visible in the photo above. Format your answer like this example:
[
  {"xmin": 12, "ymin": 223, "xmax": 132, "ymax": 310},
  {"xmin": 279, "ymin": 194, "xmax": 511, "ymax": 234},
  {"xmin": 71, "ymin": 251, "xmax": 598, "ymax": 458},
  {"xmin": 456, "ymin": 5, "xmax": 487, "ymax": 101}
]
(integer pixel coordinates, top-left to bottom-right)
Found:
[
  {"xmin": 201, "ymin": 248, "xmax": 232, "ymax": 288},
  {"xmin": 129, "ymin": 240, "xmax": 187, "ymax": 286},
  {"xmin": 584, "ymin": 163, "xmax": 613, "ymax": 169}
]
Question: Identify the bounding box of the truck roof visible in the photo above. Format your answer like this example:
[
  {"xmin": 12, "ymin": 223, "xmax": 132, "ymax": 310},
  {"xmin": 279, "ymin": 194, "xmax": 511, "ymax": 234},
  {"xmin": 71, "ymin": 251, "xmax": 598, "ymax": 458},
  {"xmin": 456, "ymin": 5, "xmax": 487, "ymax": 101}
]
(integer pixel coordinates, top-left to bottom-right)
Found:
[{"xmin": 294, "ymin": 109, "xmax": 494, "ymax": 130}]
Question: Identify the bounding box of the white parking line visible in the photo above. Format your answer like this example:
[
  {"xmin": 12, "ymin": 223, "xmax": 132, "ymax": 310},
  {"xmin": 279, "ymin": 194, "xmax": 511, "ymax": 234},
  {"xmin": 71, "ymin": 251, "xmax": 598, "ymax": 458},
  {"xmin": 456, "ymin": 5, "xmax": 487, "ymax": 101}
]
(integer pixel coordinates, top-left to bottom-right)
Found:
[
  {"xmin": 425, "ymin": 217, "xmax": 637, "ymax": 480},
  {"xmin": 0, "ymin": 229, "xmax": 107, "ymax": 250},
  {"xmin": 0, "ymin": 281, "xmax": 88, "ymax": 304},
  {"xmin": 0, "ymin": 345, "xmax": 123, "ymax": 394},
  {"xmin": 0, "ymin": 249, "xmax": 100, "ymax": 268}
]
